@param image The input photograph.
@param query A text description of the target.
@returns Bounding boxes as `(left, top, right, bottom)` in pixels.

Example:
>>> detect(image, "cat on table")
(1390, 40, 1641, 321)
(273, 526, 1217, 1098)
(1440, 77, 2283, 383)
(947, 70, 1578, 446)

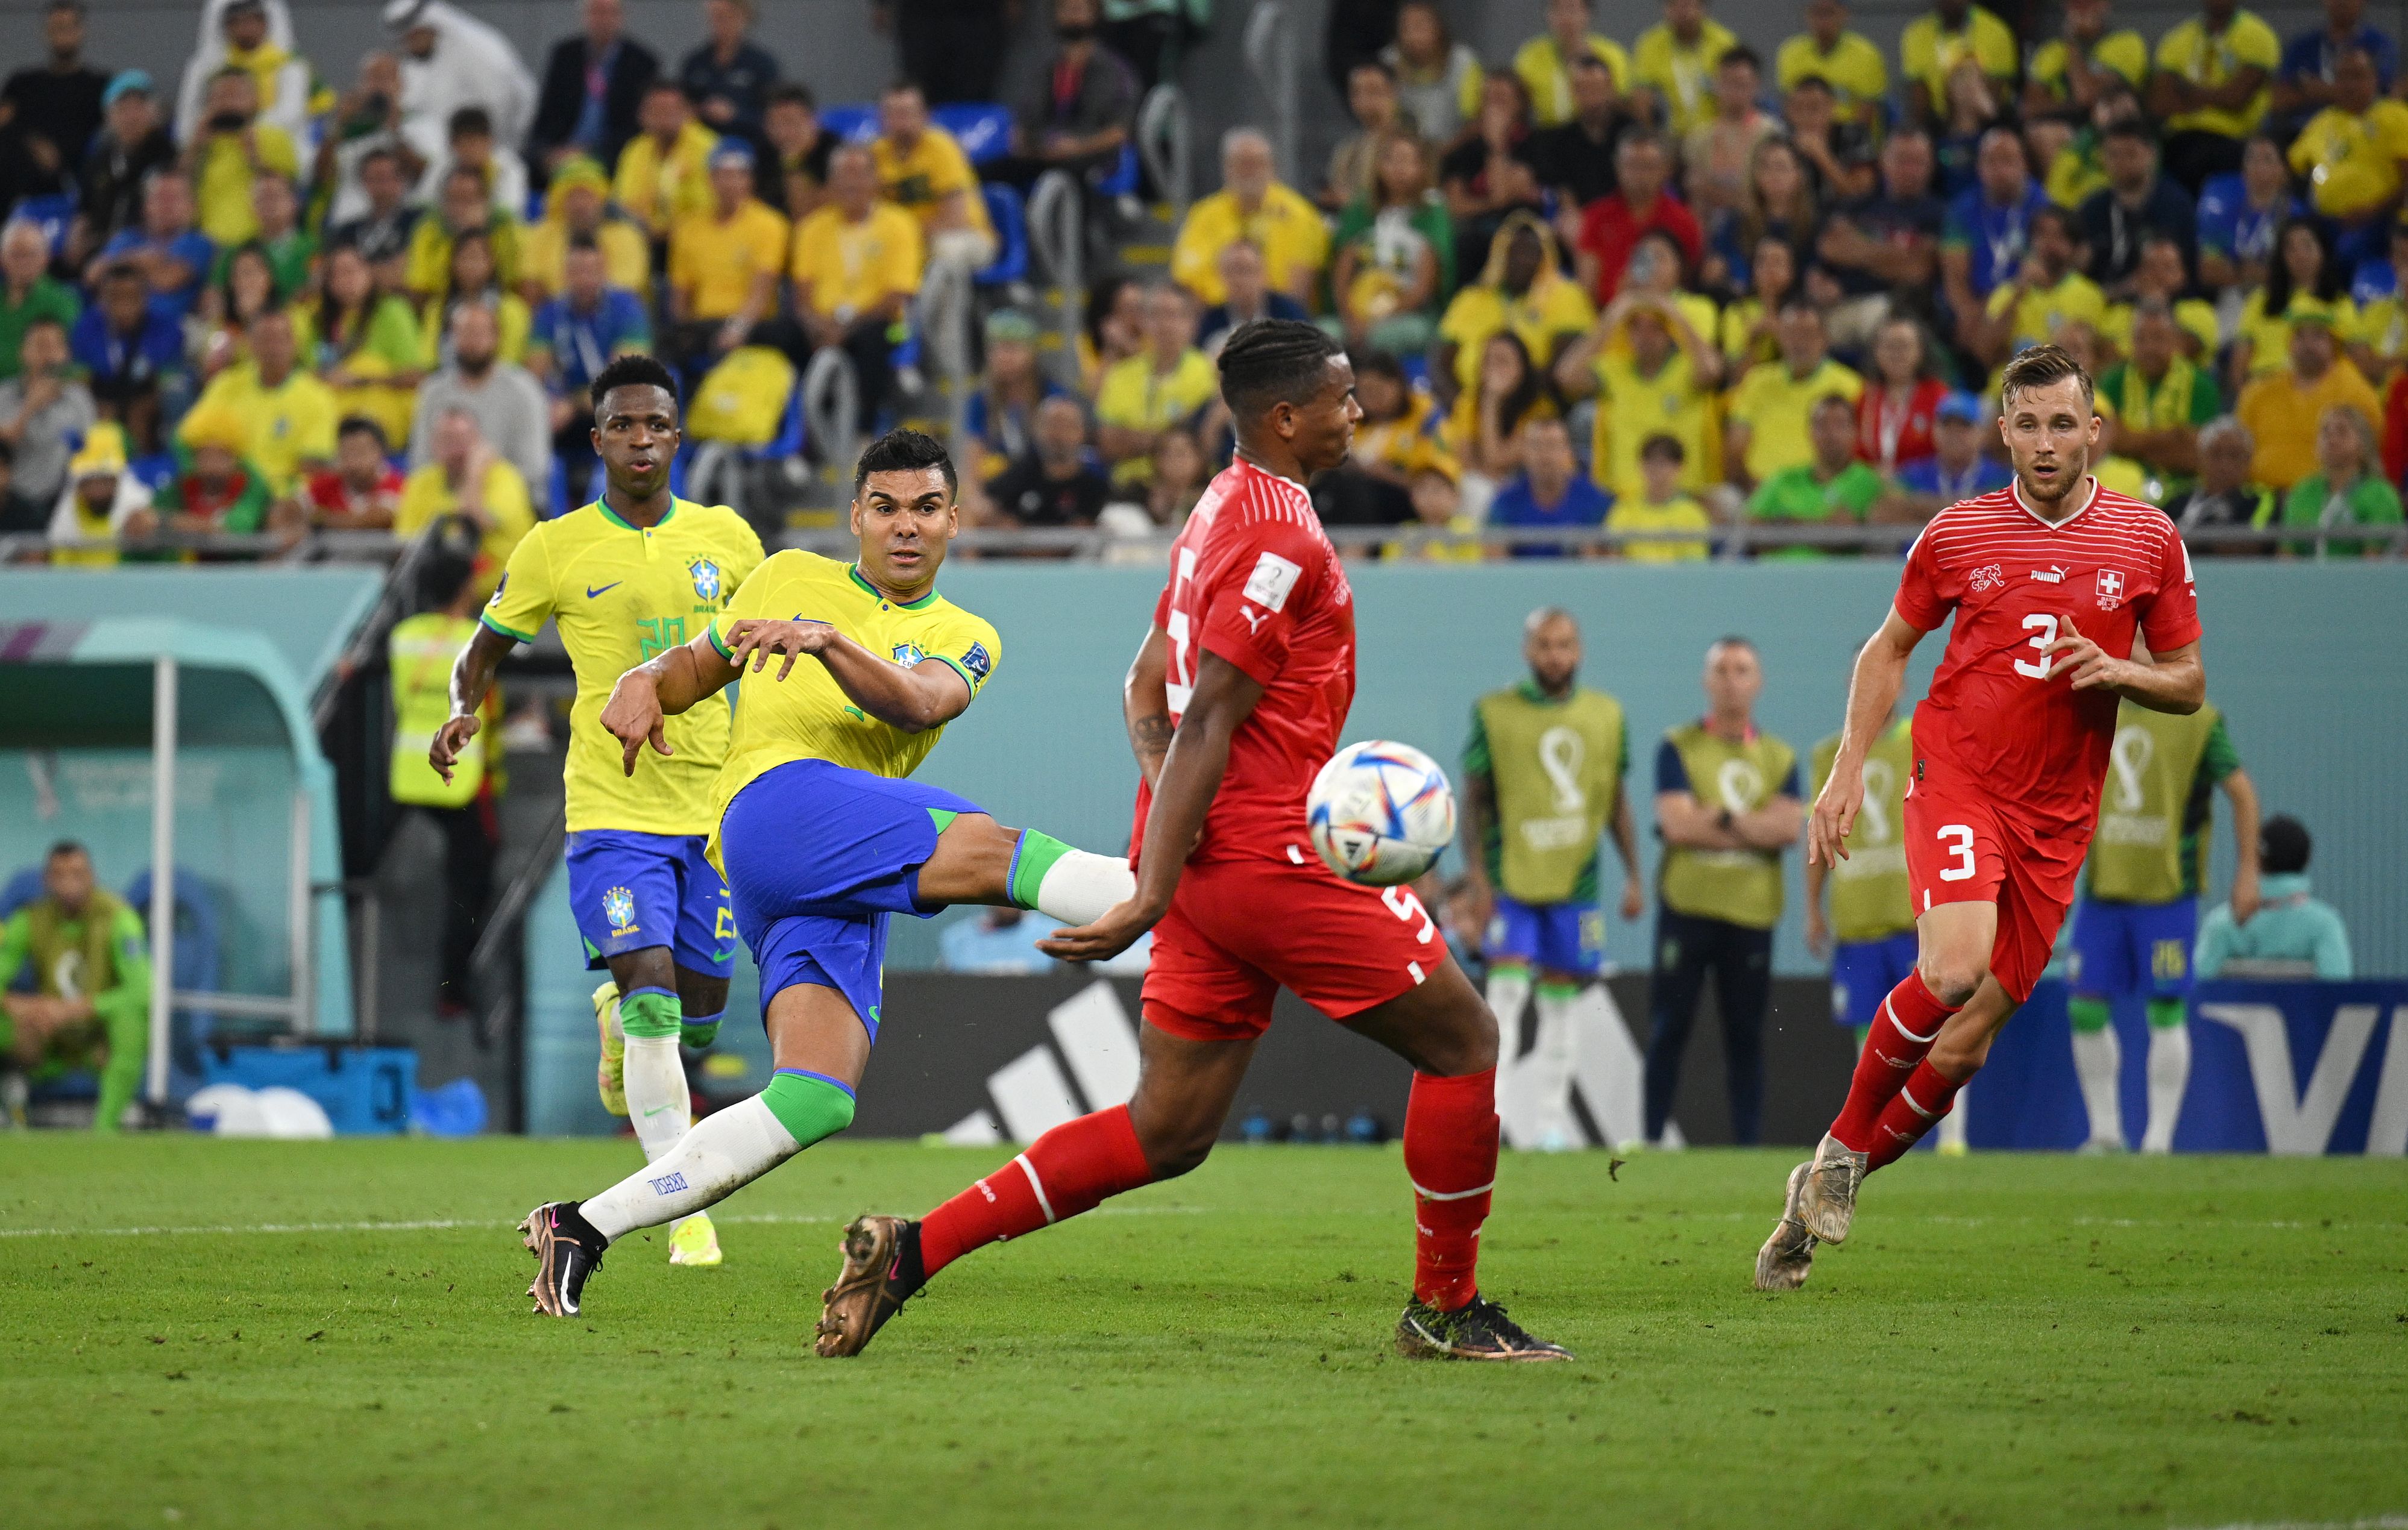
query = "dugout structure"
(0, 618, 352, 1104)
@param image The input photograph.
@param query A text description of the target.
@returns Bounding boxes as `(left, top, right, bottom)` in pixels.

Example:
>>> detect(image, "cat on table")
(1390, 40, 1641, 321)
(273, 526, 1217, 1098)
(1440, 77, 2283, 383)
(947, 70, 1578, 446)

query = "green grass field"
(2, 1137, 2403, 1530)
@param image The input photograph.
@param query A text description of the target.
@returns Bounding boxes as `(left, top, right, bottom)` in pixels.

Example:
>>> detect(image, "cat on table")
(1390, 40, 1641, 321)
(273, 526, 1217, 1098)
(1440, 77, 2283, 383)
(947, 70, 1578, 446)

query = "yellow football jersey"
(483, 498, 765, 836)
(703, 551, 1001, 867)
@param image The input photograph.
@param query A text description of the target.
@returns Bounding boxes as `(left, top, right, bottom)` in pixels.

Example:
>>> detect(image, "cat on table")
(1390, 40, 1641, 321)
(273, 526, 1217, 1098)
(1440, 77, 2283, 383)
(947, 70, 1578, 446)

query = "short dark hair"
(2260, 814, 2312, 874)
(1790, 73, 1835, 95)
(1639, 433, 1685, 463)
(1999, 342, 2095, 411)
(565, 233, 602, 256)
(359, 145, 402, 176)
(1218, 318, 1343, 419)
(767, 83, 816, 111)
(47, 839, 87, 862)
(853, 427, 957, 497)
(2102, 119, 2156, 150)
(337, 414, 389, 448)
(1720, 44, 1762, 72)
(588, 351, 679, 412)
(1350, 58, 1397, 83)
(100, 259, 144, 286)
(447, 105, 493, 140)
(882, 79, 925, 101)
(1349, 347, 1404, 386)
(2031, 204, 2078, 241)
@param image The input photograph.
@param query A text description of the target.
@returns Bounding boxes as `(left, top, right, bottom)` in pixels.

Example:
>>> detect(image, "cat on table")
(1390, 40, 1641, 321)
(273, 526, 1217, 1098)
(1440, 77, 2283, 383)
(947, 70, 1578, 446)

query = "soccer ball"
(1306, 741, 1457, 886)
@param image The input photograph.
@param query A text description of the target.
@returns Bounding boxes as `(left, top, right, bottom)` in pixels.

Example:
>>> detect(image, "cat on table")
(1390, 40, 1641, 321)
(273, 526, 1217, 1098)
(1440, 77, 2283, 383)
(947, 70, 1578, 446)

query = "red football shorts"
(1902, 771, 2087, 1005)
(1142, 853, 1445, 1041)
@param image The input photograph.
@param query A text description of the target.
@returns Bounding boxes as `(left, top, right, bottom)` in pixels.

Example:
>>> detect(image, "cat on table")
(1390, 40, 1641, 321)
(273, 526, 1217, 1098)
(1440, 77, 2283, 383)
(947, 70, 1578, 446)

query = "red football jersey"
(1133, 456, 1356, 864)
(1896, 480, 2202, 832)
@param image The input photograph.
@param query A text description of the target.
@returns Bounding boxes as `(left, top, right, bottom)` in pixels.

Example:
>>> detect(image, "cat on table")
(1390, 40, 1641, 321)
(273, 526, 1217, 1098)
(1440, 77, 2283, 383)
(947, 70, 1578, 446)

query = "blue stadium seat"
(932, 103, 1014, 165)
(16, 193, 77, 259)
(1098, 143, 1139, 199)
(978, 183, 1030, 287)
(819, 104, 881, 145)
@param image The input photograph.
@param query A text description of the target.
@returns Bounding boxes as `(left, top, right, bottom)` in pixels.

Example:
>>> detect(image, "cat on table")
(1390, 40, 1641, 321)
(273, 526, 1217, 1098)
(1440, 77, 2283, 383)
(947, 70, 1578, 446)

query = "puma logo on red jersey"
(2029, 564, 2067, 583)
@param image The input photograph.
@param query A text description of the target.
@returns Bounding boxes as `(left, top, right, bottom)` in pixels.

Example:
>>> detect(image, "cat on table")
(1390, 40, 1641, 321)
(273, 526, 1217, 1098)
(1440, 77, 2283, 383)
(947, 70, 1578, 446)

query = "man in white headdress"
(174, 0, 320, 149)
(382, 0, 539, 172)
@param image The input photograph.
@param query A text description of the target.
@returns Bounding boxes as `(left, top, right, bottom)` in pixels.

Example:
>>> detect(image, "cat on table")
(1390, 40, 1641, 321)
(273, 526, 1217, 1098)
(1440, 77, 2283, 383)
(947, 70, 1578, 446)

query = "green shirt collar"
(1515, 677, 1576, 705)
(849, 562, 939, 609)
(597, 496, 676, 532)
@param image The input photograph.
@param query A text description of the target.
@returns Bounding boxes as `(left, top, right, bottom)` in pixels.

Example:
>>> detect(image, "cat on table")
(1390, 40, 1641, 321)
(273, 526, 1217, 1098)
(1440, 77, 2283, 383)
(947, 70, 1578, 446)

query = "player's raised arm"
(599, 631, 743, 776)
(1809, 608, 1926, 868)
(720, 616, 976, 735)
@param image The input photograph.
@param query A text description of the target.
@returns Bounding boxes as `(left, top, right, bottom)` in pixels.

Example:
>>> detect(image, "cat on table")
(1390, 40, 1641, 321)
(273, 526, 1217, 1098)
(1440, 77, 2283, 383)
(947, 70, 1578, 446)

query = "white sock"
(2141, 1023, 2190, 1153)
(1031, 848, 1137, 926)
(582, 1096, 800, 1241)
(2071, 1026, 2124, 1146)
(1486, 967, 1532, 1065)
(624, 1036, 692, 1161)
(1530, 985, 1582, 1145)
(1938, 1085, 1967, 1150)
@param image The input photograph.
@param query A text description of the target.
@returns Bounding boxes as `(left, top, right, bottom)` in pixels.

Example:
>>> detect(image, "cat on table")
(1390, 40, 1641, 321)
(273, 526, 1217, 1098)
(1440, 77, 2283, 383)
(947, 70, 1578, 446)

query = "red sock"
(1867, 1061, 1965, 1171)
(1829, 971, 1958, 1153)
(1403, 1068, 1498, 1311)
(919, 1104, 1154, 1276)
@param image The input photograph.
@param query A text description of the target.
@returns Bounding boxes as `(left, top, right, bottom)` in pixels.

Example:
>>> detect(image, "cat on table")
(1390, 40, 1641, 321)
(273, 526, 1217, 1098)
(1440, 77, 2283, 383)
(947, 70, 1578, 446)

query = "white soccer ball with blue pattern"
(1306, 741, 1456, 886)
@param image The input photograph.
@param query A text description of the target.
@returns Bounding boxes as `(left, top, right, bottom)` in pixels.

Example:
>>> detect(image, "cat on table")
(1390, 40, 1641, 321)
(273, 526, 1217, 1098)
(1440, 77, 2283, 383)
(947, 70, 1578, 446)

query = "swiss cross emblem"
(2096, 568, 2125, 609)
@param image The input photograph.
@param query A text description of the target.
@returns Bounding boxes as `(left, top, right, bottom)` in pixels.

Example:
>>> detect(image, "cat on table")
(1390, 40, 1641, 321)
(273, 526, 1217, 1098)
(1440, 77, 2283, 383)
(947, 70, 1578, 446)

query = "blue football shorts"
(564, 829, 738, 978)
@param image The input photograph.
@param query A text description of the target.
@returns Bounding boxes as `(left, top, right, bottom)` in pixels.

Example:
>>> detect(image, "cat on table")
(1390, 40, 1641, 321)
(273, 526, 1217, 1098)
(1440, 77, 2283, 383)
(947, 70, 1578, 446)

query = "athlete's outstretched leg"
(911, 814, 1135, 925)
(523, 982, 867, 1316)
(813, 1021, 1252, 1356)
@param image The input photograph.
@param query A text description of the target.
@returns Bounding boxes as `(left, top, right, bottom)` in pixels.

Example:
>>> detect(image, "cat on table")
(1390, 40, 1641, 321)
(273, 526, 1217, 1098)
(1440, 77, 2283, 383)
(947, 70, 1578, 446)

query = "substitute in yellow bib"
(436, 352, 761, 1272)
(511, 428, 1138, 1305)
(388, 528, 504, 1017)
(1645, 636, 1803, 1149)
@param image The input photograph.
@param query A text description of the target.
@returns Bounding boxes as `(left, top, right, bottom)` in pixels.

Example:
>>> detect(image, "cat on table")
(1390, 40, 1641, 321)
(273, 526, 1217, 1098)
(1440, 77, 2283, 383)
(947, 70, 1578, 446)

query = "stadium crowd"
(0, 0, 2404, 568)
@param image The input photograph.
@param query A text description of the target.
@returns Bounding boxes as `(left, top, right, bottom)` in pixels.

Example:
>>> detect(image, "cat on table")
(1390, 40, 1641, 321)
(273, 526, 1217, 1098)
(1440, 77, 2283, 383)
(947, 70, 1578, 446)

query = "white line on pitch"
(0, 1205, 1209, 1240)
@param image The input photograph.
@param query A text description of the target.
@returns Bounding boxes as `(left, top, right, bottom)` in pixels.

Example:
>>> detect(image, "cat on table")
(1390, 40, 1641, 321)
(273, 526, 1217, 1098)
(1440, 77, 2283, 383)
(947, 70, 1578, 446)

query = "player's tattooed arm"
(2043, 626, 2204, 715)
(431, 624, 518, 783)
(1122, 625, 1174, 790)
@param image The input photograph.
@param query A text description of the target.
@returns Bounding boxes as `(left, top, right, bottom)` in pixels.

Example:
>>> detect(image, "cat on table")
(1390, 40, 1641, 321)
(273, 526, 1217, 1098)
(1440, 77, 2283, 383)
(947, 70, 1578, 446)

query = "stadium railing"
(1137, 84, 1193, 221)
(5, 523, 2400, 565)
(1242, 2, 1300, 186)
(1027, 169, 1086, 380)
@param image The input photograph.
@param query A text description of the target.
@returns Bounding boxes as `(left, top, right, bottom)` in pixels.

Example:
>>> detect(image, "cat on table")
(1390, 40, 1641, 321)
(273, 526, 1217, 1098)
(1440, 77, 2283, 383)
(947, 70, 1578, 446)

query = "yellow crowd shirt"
(790, 202, 925, 321)
(2099, 296, 2222, 359)
(1436, 277, 1596, 397)
(1900, 6, 2019, 102)
(1775, 31, 1890, 119)
(182, 363, 338, 496)
(1985, 269, 2108, 351)
(1608, 494, 1713, 562)
(2289, 101, 2408, 220)
(195, 124, 300, 248)
(1170, 183, 1333, 304)
(1589, 346, 1718, 498)
(395, 459, 537, 592)
(1095, 348, 1219, 486)
(614, 121, 720, 237)
(2155, 13, 2281, 139)
(702, 551, 1000, 867)
(1632, 19, 1738, 136)
(1727, 358, 1863, 483)
(670, 198, 793, 321)
(2027, 31, 2151, 99)
(872, 130, 995, 240)
(520, 217, 652, 300)
(1512, 34, 1634, 126)
(483, 497, 766, 835)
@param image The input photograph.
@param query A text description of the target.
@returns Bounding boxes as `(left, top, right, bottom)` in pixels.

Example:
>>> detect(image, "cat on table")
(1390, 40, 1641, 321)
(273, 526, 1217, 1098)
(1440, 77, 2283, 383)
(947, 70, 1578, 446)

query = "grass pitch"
(2, 1137, 2403, 1530)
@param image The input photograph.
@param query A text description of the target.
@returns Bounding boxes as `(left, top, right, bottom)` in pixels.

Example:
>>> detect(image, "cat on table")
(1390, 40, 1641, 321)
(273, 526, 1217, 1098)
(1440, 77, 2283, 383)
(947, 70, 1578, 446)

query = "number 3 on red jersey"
(2011, 613, 2057, 679)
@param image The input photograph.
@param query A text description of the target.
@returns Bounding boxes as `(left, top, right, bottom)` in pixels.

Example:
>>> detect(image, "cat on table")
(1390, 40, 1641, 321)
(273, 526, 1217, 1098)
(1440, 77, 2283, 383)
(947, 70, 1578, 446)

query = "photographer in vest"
(1460, 607, 1644, 1151)
(1644, 636, 1802, 1147)
(1806, 701, 1967, 1155)
(0, 841, 151, 1132)
(2068, 674, 2259, 1153)
(386, 521, 503, 1020)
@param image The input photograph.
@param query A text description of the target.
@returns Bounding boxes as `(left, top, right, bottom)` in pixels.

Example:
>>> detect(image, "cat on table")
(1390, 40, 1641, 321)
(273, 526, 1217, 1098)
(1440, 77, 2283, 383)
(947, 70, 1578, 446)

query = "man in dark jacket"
(528, 0, 659, 177)
(75, 71, 175, 262)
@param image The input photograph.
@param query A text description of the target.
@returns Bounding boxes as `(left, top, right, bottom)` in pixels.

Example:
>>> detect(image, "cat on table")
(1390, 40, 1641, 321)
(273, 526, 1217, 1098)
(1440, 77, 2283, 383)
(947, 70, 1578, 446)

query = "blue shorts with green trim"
(721, 759, 984, 1039)
(564, 830, 737, 977)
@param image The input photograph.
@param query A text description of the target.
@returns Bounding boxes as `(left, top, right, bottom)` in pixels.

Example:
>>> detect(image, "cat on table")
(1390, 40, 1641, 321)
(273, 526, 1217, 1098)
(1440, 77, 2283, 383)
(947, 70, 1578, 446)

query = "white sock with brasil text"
(582, 1069, 857, 1241)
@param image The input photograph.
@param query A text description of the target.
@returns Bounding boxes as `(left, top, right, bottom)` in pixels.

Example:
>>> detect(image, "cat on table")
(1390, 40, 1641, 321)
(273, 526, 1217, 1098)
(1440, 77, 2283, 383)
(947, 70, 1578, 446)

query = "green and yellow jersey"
(1809, 718, 1916, 944)
(703, 551, 1001, 867)
(483, 497, 765, 836)
(2087, 701, 2240, 904)
(1465, 680, 1629, 906)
